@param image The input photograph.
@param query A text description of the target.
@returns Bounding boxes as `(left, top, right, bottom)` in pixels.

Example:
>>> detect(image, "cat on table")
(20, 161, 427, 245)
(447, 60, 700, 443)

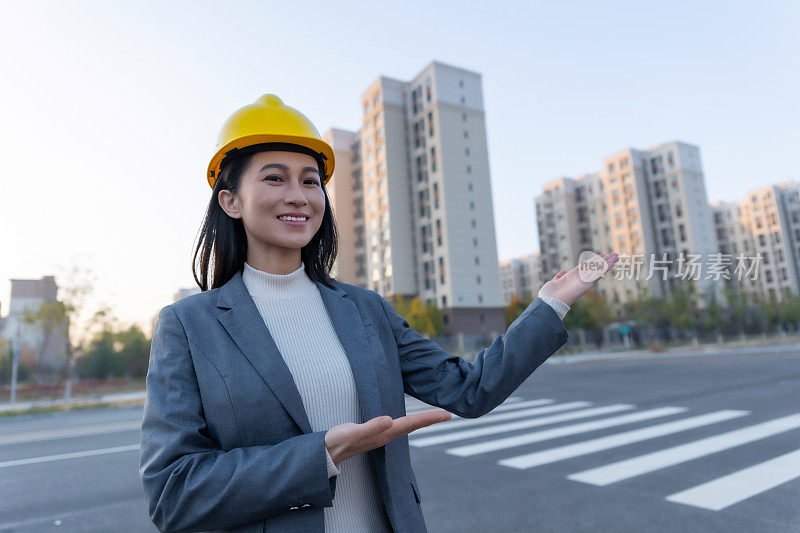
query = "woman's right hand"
(325, 411, 452, 466)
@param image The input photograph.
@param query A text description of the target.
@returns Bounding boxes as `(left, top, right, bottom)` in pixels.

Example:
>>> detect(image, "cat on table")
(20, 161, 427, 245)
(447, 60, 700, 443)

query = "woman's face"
(219, 150, 326, 260)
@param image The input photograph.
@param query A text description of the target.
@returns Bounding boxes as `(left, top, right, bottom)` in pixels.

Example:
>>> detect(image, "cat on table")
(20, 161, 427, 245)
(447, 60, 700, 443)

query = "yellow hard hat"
(207, 94, 335, 189)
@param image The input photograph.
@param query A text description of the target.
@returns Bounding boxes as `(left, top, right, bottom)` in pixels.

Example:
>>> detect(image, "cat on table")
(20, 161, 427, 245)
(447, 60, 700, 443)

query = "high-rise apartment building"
(324, 128, 367, 286)
(535, 141, 723, 314)
(499, 252, 543, 306)
(328, 61, 504, 334)
(711, 182, 800, 302)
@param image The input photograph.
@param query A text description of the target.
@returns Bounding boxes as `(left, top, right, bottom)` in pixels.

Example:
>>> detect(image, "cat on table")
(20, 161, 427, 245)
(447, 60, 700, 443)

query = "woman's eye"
(263, 175, 318, 185)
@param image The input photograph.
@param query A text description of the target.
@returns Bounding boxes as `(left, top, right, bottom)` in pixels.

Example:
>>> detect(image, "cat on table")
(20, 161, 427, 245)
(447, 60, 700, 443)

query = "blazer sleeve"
(139, 305, 338, 533)
(376, 295, 570, 419)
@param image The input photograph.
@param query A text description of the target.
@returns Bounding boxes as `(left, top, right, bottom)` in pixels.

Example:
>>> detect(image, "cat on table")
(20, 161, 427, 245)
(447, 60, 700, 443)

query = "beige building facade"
(500, 252, 543, 307)
(535, 141, 724, 316)
(711, 182, 800, 302)
(326, 61, 505, 335)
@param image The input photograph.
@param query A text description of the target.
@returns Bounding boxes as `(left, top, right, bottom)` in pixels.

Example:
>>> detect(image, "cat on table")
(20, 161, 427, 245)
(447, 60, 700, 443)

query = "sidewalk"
(0, 390, 146, 414)
(549, 338, 800, 365)
(2, 338, 798, 414)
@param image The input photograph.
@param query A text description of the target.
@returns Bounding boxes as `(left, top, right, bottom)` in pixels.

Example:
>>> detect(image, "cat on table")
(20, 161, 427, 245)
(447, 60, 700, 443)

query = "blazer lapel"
(216, 269, 384, 435)
(314, 280, 385, 426)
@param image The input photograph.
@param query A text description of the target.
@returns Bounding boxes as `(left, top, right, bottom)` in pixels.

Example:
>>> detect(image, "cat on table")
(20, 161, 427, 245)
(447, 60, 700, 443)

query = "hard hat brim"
(207, 134, 335, 189)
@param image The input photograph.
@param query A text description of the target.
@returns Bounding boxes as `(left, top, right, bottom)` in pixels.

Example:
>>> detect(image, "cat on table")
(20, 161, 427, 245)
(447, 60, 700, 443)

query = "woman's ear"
(218, 189, 241, 219)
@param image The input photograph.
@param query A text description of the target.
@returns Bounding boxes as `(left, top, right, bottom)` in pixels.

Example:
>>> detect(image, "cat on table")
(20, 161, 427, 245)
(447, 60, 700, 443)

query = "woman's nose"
(285, 179, 309, 204)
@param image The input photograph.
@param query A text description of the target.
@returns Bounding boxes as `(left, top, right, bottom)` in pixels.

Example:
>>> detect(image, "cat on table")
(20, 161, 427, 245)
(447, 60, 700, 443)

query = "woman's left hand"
(539, 252, 619, 307)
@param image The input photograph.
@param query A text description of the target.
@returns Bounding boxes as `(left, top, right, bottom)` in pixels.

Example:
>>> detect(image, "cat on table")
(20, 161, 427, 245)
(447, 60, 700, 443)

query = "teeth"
(278, 216, 308, 221)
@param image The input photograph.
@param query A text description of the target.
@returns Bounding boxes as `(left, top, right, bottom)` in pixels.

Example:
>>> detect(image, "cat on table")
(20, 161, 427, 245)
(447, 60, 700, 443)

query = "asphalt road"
(0, 347, 797, 532)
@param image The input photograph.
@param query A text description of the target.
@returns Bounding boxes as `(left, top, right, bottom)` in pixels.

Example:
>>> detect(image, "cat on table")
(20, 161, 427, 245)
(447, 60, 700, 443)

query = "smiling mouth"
(277, 216, 310, 223)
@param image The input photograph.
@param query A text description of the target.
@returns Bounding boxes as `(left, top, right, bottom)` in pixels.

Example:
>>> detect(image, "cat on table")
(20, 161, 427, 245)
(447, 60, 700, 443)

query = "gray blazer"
(139, 268, 569, 532)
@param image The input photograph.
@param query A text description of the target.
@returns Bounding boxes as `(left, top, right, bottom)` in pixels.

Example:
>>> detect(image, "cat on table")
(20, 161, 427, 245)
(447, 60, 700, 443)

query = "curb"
(0, 391, 146, 414)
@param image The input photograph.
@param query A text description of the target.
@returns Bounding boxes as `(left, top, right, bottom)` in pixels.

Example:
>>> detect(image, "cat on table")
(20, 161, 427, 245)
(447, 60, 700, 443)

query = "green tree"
(389, 295, 443, 337)
(665, 286, 699, 345)
(76, 328, 124, 379)
(504, 294, 531, 327)
(20, 300, 69, 373)
(778, 289, 800, 333)
(117, 325, 151, 378)
(705, 289, 726, 343)
(566, 291, 612, 348)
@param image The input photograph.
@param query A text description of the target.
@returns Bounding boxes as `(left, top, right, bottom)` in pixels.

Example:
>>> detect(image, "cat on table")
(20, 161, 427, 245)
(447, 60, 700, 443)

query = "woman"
(138, 94, 619, 533)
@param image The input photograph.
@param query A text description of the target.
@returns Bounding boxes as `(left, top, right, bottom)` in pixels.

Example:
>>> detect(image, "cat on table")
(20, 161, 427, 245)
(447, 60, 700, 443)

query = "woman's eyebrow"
(258, 163, 319, 177)
(259, 163, 288, 173)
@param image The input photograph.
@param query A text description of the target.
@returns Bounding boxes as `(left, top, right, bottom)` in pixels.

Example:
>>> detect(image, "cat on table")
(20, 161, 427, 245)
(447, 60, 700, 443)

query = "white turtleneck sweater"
(241, 260, 569, 532)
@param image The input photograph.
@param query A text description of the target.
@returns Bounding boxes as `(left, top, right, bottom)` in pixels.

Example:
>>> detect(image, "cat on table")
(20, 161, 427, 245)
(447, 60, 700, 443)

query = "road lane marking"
(412, 404, 633, 447)
(0, 444, 140, 469)
(666, 448, 800, 511)
(447, 407, 687, 457)
(569, 414, 800, 485)
(499, 410, 749, 469)
(412, 401, 588, 436)
(0, 421, 142, 446)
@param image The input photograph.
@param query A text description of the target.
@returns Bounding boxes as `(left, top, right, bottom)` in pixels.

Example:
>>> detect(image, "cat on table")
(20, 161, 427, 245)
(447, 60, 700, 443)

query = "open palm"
(539, 252, 619, 307)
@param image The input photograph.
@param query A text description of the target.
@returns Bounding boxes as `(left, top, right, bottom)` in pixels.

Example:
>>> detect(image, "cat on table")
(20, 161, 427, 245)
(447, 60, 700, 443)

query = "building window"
(430, 146, 437, 172)
(442, 295, 447, 306)
(465, 147, 470, 156)
(463, 130, 469, 139)
(473, 237, 478, 246)
(462, 113, 467, 122)
(460, 95, 465, 105)
(471, 219, 476, 228)
(467, 165, 471, 174)
(428, 111, 434, 137)
(425, 77, 432, 103)
(470, 200, 475, 209)
(474, 255, 480, 265)
(478, 294, 483, 304)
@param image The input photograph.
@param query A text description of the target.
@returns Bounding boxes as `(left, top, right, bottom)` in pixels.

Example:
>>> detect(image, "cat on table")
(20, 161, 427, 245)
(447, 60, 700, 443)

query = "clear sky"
(1, 0, 798, 338)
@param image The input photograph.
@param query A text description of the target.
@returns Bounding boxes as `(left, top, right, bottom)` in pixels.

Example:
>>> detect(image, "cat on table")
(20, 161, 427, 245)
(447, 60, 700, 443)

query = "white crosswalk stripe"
(447, 406, 687, 457)
(499, 410, 748, 469)
(411, 401, 591, 437)
(568, 413, 800, 485)
(665, 448, 800, 511)
(406, 396, 797, 512)
(411, 404, 633, 447)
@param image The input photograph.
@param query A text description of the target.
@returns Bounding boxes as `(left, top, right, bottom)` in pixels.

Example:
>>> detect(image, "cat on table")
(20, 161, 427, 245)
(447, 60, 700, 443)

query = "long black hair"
(192, 143, 340, 291)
